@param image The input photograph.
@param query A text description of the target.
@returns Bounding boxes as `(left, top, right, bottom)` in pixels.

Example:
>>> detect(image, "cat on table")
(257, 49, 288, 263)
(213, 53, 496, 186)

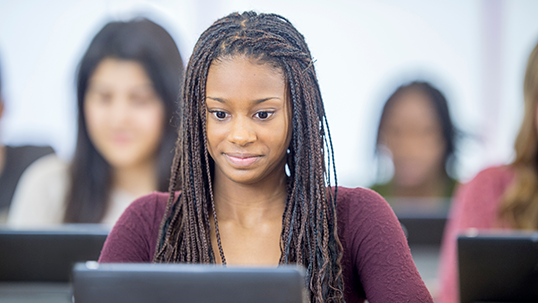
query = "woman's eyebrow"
(87, 82, 154, 91)
(252, 97, 281, 104)
(206, 96, 226, 103)
(206, 96, 281, 104)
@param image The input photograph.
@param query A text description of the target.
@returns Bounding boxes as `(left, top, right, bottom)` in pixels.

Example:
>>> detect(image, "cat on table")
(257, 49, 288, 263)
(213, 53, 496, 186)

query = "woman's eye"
(212, 111, 228, 120)
(131, 97, 150, 106)
(97, 95, 112, 105)
(255, 111, 273, 120)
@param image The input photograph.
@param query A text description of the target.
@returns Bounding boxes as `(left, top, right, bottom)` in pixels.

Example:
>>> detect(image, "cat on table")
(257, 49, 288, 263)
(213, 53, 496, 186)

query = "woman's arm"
(7, 154, 68, 227)
(99, 192, 166, 263)
(344, 188, 433, 302)
(437, 166, 513, 303)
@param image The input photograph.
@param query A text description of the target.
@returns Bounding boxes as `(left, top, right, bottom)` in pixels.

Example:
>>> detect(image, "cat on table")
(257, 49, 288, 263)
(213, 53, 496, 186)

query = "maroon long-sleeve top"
(99, 186, 433, 302)
(437, 166, 515, 303)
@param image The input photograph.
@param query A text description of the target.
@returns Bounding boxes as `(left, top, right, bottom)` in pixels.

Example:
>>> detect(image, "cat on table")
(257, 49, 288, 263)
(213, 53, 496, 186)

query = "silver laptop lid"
(73, 262, 306, 303)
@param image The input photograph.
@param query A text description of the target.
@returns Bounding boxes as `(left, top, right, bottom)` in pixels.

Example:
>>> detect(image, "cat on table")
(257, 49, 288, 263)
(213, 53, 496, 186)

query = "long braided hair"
(153, 11, 344, 302)
(499, 40, 538, 229)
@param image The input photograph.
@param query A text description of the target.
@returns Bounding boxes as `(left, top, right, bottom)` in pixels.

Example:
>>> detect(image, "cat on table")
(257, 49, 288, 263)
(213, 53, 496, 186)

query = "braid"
(154, 11, 344, 302)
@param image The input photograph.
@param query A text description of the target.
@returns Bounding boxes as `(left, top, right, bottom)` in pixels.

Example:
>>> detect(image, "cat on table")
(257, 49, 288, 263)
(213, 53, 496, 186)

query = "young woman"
(99, 12, 433, 302)
(438, 40, 538, 303)
(8, 18, 183, 226)
(371, 81, 457, 205)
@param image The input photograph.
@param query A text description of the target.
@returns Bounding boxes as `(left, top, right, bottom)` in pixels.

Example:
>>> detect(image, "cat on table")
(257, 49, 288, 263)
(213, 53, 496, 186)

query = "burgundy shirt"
(438, 166, 515, 303)
(99, 186, 433, 303)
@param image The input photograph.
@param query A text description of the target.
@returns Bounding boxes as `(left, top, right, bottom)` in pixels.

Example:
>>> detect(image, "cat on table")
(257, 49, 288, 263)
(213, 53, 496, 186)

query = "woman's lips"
(111, 133, 134, 145)
(224, 153, 261, 167)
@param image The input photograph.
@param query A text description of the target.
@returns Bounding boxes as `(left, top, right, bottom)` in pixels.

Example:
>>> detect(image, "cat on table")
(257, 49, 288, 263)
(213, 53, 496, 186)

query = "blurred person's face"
(205, 56, 291, 185)
(380, 89, 445, 188)
(84, 58, 165, 170)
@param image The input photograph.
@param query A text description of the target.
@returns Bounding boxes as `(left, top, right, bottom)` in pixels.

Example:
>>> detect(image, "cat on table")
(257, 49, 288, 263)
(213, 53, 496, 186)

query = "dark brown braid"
(153, 11, 344, 302)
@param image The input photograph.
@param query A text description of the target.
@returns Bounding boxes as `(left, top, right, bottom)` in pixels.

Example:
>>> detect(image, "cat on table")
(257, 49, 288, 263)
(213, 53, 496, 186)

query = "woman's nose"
(227, 117, 256, 146)
(108, 97, 130, 126)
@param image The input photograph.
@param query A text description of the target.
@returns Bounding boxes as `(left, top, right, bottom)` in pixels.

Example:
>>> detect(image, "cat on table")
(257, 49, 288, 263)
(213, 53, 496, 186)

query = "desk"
(0, 282, 71, 303)
(0, 249, 441, 302)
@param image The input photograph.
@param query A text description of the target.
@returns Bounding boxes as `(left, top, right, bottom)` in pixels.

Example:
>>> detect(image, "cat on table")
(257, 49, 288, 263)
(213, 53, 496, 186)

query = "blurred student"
(371, 81, 457, 209)
(0, 55, 55, 222)
(437, 41, 538, 303)
(8, 18, 183, 226)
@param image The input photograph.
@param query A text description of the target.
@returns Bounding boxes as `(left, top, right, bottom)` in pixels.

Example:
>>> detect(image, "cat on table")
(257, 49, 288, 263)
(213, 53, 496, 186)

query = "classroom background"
(2, 0, 538, 188)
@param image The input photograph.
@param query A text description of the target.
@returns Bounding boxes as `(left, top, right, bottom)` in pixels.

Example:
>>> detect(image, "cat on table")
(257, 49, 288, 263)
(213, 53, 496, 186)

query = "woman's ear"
(0, 99, 4, 119)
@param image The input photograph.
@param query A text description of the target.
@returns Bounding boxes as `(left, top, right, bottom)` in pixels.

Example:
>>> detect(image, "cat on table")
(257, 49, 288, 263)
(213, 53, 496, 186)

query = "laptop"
(398, 214, 447, 246)
(73, 262, 306, 303)
(458, 231, 538, 303)
(0, 225, 109, 282)
(391, 197, 450, 246)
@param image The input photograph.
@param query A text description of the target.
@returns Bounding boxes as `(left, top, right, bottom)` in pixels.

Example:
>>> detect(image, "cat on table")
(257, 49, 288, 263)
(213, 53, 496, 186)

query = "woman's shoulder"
(18, 153, 68, 182)
(7, 154, 70, 227)
(448, 165, 515, 228)
(99, 191, 179, 263)
(471, 165, 515, 183)
(121, 191, 175, 226)
(336, 186, 388, 212)
(13, 153, 69, 194)
(335, 186, 394, 233)
(334, 188, 433, 301)
(368, 181, 392, 198)
(462, 165, 515, 198)
(469, 165, 515, 186)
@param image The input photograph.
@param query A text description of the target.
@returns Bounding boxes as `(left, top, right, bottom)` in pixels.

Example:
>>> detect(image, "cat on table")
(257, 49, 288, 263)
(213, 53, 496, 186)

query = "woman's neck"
(212, 168, 288, 227)
(111, 159, 158, 198)
(393, 171, 449, 198)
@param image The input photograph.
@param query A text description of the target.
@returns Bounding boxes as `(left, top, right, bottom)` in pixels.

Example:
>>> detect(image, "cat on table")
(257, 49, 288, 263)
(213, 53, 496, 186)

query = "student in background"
(8, 18, 183, 226)
(437, 40, 538, 303)
(99, 11, 433, 302)
(371, 81, 458, 211)
(0, 54, 55, 222)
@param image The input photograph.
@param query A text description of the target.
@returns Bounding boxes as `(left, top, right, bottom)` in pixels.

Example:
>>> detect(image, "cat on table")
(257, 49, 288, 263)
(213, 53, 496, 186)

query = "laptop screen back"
(73, 262, 306, 303)
(0, 226, 109, 282)
(458, 232, 538, 303)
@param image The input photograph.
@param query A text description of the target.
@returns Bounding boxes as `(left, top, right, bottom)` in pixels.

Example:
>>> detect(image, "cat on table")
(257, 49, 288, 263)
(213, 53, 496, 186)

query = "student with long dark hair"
(371, 81, 457, 205)
(99, 12, 433, 302)
(8, 18, 183, 226)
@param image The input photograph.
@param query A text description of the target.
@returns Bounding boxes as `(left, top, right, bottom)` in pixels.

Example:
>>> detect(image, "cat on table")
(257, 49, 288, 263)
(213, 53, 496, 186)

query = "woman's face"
(84, 58, 165, 169)
(205, 55, 291, 185)
(380, 89, 446, 188)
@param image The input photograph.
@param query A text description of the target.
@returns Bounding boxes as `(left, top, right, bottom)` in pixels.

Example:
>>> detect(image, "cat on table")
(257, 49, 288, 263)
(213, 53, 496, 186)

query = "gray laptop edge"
(73, 262, 306, 303)
(458, 231, 538, 303)
(0, 225, 109, 282)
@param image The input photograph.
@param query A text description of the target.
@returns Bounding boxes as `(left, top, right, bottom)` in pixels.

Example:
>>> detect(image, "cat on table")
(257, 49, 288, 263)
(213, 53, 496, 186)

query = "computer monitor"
(391, 197, 450, 246)
(458, 231, 538, 303)
(73, 262, 306, 303)
(0, 225, 109, 282)
(398, 215, 447, 246)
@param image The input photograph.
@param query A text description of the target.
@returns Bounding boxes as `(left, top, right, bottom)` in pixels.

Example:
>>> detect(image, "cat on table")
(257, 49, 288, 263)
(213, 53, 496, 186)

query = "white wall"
(1, 0, 538, 187)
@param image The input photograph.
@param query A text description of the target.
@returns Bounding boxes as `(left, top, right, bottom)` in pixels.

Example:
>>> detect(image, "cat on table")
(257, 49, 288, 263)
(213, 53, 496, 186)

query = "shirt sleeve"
(345, 188, 433, 302)
(7, 154, 68, 227)
(437, 167, 511, 303)
(99, 193, 163, 263)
